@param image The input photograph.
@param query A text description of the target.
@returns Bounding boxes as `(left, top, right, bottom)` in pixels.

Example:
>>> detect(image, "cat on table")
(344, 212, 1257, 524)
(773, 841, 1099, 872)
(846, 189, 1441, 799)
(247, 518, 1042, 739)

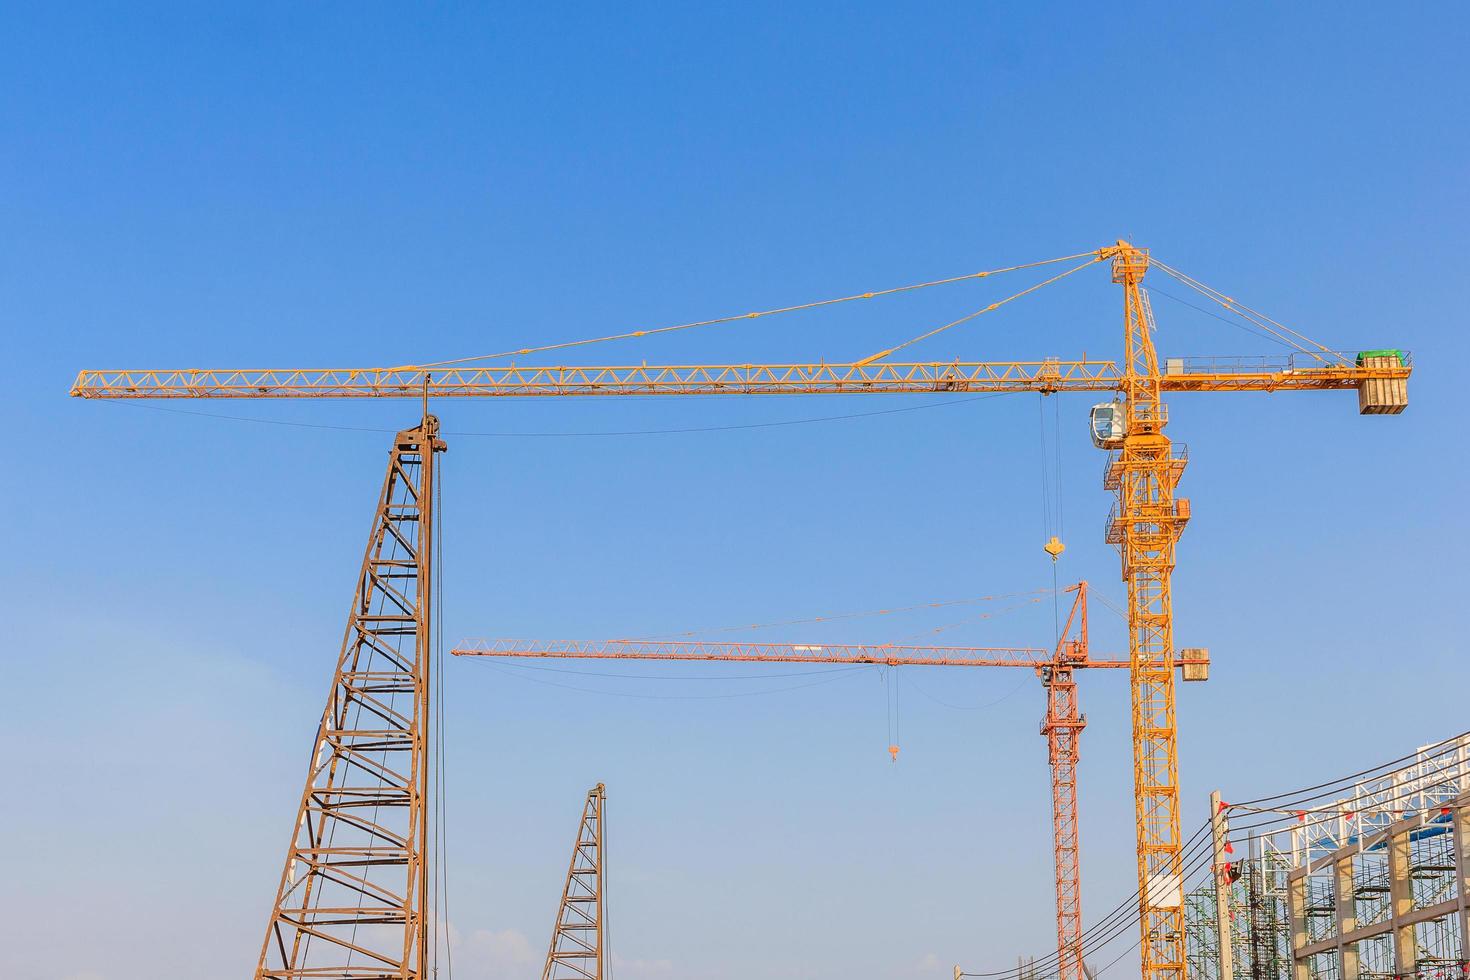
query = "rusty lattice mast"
(253, 413, 445, 980)
(1040, 583, 1089, 980)
(542, 783, 608, 980)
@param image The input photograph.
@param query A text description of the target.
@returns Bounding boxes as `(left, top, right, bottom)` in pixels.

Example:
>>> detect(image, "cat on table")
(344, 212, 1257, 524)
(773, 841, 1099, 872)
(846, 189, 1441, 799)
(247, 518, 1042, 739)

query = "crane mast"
(1112, 243, 1187, 980)
(1042, 583, 1090, 980)
(1043, 661, 1085, 980)
(542, 783, 608, 980)
(254, 414, 444, 980)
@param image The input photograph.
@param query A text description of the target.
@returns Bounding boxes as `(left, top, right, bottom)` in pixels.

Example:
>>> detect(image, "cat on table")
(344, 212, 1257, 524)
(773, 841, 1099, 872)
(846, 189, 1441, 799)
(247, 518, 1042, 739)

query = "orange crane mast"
(72, 241, 1409, 980)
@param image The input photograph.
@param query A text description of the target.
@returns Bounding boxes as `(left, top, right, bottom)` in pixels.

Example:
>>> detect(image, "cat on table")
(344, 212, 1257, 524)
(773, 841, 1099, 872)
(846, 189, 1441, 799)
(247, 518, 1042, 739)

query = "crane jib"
(69, 355, 1409, 400)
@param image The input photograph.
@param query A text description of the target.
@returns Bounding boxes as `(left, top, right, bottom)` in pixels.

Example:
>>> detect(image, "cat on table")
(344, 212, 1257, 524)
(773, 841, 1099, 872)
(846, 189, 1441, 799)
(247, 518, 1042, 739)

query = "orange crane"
(71, 241, 1409, 980)
(453, 582, 1206, 980)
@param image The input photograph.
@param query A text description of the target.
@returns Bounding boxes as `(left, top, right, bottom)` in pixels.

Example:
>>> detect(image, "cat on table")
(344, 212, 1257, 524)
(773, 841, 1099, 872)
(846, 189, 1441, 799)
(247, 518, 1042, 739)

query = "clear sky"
(3, 4, 1467, 980)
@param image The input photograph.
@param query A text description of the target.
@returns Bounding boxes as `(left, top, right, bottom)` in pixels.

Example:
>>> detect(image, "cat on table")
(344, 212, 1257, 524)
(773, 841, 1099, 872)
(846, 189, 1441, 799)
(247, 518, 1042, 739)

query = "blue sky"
(3, 4, 1468, 979)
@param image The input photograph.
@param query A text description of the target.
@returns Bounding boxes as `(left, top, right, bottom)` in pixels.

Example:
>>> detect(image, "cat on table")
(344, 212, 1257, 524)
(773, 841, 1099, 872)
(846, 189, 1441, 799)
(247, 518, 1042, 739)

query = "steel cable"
(402, 249, 1107, 370)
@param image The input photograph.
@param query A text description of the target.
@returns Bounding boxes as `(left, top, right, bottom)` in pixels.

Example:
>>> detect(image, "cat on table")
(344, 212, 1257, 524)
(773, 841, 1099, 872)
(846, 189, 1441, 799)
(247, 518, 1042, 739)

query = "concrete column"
(1212, 792, 1235, 980)
(1287, 872, 1312, 980)
(1389, 827, 1416, 977)
(1334, 855, 1359, 980)
(1455, 804, 1469, 970)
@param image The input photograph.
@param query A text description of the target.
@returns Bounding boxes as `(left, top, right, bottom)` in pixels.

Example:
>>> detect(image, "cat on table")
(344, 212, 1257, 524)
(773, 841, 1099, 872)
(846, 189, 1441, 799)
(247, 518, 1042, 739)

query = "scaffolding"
(1185, 839, 1291, 980)
(1186, 735, 1470, 980)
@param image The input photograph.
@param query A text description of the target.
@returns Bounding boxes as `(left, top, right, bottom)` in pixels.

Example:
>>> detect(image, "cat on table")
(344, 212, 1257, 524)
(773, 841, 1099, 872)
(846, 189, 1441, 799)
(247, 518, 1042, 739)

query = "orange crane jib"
(69, 356, 1407, 399)
(450, 637, 1208, 672)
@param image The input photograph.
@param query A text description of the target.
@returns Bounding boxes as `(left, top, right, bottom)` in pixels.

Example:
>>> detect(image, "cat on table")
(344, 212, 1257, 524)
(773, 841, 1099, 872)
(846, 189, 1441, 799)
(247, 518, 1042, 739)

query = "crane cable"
(854, 253, 1104, 366)
(1149, 259, 1344, 364)
(636, 588, 1053, 640)
(433, 456, 455, 979)
(99, 387, 1012, 438)
(399, 249, 1108, 370)
(886, 595, 1049, 643)
(1036, 391, 1066, 641)
(886, 666, 901, 763)
(471, 660, 868, 700)
(603, 790, 614, 980)
(1089, 590, 1128, 621)
(1147, 285, 1296, 350)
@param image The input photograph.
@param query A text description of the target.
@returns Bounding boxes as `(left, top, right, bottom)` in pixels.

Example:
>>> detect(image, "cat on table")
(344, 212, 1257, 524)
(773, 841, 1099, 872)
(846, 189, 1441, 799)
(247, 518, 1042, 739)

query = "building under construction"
(1186, 735, 1470, 980)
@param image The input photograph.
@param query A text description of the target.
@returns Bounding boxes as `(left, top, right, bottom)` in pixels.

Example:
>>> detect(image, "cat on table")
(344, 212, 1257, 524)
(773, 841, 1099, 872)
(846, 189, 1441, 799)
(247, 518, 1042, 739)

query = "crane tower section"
(253, 415, 445, 980)
(1111, 244, 1189, 980)
(542, 784, 608, 980)
(1042, 583, 1090, 980)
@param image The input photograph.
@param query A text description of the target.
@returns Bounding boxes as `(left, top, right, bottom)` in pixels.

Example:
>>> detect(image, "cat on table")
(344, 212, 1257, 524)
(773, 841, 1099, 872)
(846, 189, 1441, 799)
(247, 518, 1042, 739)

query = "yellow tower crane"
(71, 241, 1409, 980)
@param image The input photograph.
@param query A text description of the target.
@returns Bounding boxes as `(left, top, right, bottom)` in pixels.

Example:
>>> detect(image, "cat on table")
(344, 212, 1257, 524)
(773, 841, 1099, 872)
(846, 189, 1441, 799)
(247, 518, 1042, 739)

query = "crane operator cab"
(1089, 401, 1125, 449)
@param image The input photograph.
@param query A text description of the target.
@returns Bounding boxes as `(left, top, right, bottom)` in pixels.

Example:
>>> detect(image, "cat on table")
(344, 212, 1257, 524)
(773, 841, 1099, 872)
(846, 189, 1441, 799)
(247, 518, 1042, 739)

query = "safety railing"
(1162, 351, 1412, 375)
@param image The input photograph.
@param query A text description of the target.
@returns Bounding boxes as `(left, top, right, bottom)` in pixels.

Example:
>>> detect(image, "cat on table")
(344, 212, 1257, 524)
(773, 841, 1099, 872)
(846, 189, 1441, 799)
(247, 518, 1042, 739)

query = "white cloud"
(442, 925, 674, 980)
(911, 952, 949, 976)
(612, 952, 675, 978)
(453, 926, 539, 980)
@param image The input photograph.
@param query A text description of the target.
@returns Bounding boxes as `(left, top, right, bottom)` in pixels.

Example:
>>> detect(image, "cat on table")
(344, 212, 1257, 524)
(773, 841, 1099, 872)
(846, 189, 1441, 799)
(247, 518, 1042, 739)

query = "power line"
(469, 659, 868, 700)
(474, 660, 876, 681)
(961, 729, 1470, 980)
(1227, 730, 1470, 808)
(94, 390, 1008, 437)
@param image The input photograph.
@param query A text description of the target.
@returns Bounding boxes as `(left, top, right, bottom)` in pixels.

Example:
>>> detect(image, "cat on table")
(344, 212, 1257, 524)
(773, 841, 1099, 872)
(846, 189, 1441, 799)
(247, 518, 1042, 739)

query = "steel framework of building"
(252, 414, 445, 980)
(73, 240, 1411, 980)
(542, 784, 608, 980)
(1186, 735, 1470, 980)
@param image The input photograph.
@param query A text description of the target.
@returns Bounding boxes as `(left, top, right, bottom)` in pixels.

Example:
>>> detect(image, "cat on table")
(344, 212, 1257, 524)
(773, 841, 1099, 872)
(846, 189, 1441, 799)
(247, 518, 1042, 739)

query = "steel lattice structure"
(456, 637, 1056, 667)
(1042, 585, 1090, 980)
(68, 354, 1405, 400)
(542, 784, 608, 980)
(1111, 247, 1189, 980)
(254, 415, 445, 980)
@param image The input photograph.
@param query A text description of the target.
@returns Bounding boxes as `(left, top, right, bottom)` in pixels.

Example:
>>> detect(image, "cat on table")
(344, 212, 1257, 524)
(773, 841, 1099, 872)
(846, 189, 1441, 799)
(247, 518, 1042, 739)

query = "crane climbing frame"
(73, 240, 1411, 980)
